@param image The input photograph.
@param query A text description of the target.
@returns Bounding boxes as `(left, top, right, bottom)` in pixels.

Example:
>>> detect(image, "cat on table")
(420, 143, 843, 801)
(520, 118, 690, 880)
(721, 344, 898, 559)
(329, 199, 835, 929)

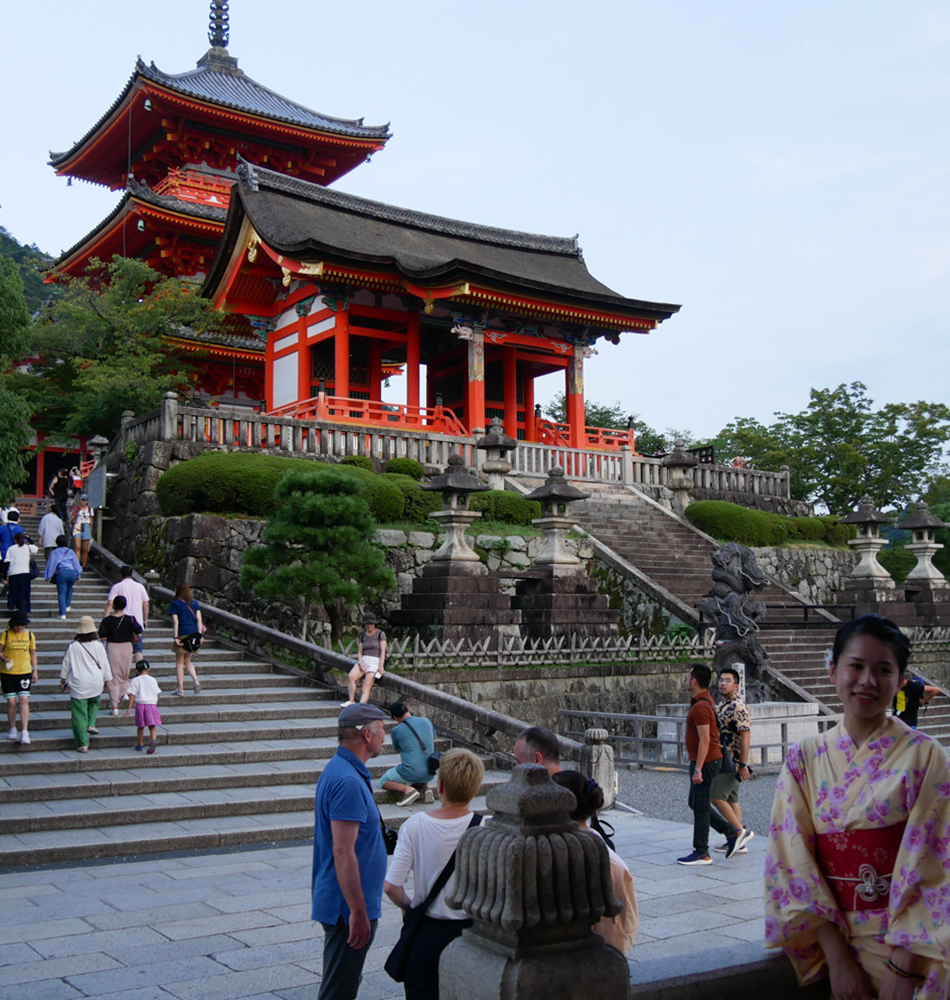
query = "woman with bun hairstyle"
(552, 769, 639, 954)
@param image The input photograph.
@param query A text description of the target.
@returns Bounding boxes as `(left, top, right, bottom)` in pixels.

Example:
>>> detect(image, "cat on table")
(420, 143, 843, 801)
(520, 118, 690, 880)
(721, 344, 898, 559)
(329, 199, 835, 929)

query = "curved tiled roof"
(50, 50, 389, 167)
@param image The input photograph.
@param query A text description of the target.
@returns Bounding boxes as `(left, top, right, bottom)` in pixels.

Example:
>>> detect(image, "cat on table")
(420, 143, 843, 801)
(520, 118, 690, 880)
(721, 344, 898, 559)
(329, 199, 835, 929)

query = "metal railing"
(558, 708, 839, 770)
(696, 603, 848, 630)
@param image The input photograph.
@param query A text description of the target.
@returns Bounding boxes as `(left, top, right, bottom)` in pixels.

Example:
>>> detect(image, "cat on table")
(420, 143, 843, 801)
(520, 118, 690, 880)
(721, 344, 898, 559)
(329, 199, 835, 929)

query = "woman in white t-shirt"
(384, 748, 485, 1000)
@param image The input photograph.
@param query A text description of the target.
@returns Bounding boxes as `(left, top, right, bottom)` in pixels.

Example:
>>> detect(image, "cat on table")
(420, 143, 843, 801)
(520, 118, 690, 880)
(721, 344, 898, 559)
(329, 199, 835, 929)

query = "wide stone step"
(27, 686, 323, 713)
(30, 674, 306, 696)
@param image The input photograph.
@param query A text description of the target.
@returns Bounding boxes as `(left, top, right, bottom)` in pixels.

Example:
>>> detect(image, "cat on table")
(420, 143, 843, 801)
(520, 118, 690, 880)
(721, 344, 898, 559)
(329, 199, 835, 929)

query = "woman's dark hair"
(831, 614, 911, 674)
(56, 534, 68, 547)
(76, 633, 98, 643)
(552, 770, 611, 841)
(112, 595, 127, 611)
(174, 583, 193, 604)
(14, 533, 25, 546)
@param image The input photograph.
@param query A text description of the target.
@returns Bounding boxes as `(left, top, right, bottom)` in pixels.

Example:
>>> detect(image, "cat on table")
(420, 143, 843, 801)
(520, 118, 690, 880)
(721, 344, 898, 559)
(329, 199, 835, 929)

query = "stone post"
(620, 444, 633, 486)
(660, 439, 698, 517)
(579, 729, 616, 810)
(159, 391, 179, 441)
(440, 765, 627, 1000)
(477, 417, 517, 491)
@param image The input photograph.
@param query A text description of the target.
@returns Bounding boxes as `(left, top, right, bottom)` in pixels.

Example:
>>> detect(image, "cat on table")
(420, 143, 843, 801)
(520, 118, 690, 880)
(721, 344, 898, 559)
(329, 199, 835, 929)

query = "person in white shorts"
(343, 612, 387, 706)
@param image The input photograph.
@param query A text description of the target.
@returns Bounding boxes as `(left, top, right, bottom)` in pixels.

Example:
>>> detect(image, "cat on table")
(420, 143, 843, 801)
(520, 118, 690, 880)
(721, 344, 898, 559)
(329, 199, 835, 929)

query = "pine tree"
(241, 469, 396, 645)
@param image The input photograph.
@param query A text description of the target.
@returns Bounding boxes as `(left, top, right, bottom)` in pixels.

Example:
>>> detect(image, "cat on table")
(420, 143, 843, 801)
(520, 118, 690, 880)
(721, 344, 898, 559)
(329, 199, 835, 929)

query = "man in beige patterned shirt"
(711, 666, 755, 854)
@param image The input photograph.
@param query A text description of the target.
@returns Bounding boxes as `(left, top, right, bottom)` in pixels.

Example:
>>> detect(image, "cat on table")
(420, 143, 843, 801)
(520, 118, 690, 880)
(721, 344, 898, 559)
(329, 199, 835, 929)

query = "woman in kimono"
(765, 614, 950, 1000)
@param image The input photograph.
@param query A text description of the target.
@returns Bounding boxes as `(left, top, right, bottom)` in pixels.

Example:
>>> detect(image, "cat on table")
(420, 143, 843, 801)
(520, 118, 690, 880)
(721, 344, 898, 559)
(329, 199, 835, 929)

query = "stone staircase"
(0, 514, 505, 867)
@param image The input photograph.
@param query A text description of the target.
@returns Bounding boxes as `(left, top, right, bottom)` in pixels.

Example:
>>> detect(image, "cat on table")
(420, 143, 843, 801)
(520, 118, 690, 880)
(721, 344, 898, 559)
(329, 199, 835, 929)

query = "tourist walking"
(677, 662, 741, 866)
(104, 566, 150, 664)
(44, 535, 82, 619)
(124, 660, 161, 754)
(48, 468, 69, 521)
(6, 531, 37, 613)
(892, 672, 940, 729)
(383, 748, 485, 1000)
(380, 701, 436, 806)
(98, 596, 142, 715)
(37, 508, 65, 563)
(312, 703, 388, 1000)
(765, 614, 950, 1000)
(59, 615, 111, 754)
(710, 666, 755, 855)
(552, 769, 639, 954)
(169, 584, 204, 695)
(0, 510, 24, 584)
(0, 611, 37, 745)
(71, 495, 93, 569)
(344, 613, 386, 706)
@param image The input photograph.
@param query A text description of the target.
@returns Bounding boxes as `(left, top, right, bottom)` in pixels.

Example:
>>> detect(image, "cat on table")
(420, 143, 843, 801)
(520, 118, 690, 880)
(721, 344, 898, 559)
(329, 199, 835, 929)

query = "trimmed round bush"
(361, 478, 405, 522)
(685, 501, 783, 547)
(384, 457, 425, 480)
(339, 455, 374, 471)
(469, 490, 541, 525)
(381, 474, 442, 523)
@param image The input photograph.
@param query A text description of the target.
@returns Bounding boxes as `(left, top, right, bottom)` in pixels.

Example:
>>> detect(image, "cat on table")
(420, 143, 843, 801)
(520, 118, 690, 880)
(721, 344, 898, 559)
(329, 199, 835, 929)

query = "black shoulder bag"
(384, 813, 482, 983)
(713, 697, 735, 775)
(402, 717, 441, 775)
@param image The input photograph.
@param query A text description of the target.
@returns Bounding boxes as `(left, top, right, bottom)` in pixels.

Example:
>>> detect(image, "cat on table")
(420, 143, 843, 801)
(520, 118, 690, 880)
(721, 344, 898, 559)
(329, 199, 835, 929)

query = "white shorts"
(360, 655, 380, 676)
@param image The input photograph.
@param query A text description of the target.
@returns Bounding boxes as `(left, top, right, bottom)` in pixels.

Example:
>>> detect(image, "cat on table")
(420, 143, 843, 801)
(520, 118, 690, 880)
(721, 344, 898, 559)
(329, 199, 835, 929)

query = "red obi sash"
(815, 823, 906, 912)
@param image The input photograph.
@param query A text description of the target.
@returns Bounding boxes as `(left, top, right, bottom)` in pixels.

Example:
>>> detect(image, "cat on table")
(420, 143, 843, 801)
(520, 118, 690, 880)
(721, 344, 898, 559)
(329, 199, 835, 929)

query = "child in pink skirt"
(124, 660, 161, 754)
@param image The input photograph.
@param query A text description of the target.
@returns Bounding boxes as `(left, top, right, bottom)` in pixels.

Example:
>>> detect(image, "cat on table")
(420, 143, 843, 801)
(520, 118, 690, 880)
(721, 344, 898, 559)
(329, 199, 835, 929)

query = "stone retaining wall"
(751, 546, 856, 606)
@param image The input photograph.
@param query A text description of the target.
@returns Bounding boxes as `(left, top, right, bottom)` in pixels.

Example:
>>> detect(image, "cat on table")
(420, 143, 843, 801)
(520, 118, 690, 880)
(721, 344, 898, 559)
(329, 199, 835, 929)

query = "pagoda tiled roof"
(213, 160, 681, 323)
(55, 179, 227, 267)
(50, 51, 390, 167)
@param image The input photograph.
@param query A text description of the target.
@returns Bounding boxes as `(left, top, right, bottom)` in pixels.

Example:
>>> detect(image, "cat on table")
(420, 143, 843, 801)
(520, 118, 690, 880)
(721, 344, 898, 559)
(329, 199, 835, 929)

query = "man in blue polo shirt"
(312, 702, 387, 1000)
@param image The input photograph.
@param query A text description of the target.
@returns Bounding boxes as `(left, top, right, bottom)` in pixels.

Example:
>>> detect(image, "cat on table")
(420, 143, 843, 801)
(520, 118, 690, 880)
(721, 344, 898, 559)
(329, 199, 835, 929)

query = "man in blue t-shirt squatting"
(312, 702, 388, 1000)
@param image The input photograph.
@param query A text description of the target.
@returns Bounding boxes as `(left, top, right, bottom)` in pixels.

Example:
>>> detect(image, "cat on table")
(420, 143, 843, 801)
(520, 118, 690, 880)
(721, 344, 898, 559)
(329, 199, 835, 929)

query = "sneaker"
(59, 615, 67, 620)
(397, 788, 421, 807)
(738, 828, 755, 850)
(87, 727, 99, 735)
(723, 833, 742, 860)
(423, 789, 435, 804)
(66, 606, 71, 612)
(340, 701, 354, 708)
(6, 727, 17, 741)
(173, 689, 185, 697)
(677, 851, 713, 866)
(19, 731, 30, 745)
(714, 843, 747, 854)
(111, 708, 120, 716)
(147, 740, 157, 755)
(134, 744, 144, 751)
(77, 745, 88, 754)
(193, 681, 201, 695)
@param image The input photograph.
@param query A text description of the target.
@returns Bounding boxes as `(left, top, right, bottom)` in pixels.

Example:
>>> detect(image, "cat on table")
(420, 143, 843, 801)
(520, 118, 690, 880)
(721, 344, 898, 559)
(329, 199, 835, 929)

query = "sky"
(3, 0, 950, 440)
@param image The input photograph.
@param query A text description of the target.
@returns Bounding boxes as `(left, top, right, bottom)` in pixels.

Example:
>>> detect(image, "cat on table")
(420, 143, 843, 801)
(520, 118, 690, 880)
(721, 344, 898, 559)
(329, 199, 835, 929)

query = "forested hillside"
(0, 226, 54, 314)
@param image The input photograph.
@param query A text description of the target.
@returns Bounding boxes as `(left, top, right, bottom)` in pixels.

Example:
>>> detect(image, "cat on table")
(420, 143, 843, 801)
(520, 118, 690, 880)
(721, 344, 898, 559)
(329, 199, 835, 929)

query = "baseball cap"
(339, 703, 387, 728)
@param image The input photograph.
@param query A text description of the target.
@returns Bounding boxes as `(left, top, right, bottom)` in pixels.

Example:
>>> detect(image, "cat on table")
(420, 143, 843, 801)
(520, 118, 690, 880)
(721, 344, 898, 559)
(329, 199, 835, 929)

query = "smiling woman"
(765, 615, 950, 1000)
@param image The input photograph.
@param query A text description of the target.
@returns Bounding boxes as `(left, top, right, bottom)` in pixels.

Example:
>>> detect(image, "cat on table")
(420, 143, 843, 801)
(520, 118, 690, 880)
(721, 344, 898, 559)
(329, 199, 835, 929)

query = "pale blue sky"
(4, 1, 949, 439)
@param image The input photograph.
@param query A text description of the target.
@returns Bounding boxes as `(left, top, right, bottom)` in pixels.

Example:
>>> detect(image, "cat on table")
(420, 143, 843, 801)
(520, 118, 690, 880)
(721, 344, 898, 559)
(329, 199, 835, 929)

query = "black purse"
(384, 813, 481, 982)
(402, 718, 441, 775)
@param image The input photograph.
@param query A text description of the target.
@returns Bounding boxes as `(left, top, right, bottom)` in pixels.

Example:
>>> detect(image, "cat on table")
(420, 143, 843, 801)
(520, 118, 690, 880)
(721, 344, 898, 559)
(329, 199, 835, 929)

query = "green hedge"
(361, 478, 405, 521)
(469, 490, 542, 525)
(381, 474, 442, 523)
(685, 500, 853, 548)
(339, 455, 375, 471)
(384, 457, 425, 480)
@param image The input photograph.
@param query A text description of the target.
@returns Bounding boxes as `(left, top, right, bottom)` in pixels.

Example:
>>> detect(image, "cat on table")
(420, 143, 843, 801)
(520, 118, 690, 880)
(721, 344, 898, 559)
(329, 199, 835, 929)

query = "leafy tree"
(0, 226, 55, 315)
(23, 256, 224, 439)
(0, 258, 35, 503)
(541, 393, 679, 453)
(240, 469, 396, 645)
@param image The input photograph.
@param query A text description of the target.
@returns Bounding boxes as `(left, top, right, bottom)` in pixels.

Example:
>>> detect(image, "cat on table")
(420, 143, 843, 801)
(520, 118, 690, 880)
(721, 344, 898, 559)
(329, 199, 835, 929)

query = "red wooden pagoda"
(202, 161, 680, 448)
(48, 1, 389, 402)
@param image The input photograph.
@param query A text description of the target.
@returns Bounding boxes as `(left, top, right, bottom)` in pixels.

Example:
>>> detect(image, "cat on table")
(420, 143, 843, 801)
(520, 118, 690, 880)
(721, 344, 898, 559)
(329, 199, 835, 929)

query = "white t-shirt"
(108, 579, 150, 626)
(6, 541, 37, 576)
(127, 673, 161, 705)
(385, 811, 477, 920)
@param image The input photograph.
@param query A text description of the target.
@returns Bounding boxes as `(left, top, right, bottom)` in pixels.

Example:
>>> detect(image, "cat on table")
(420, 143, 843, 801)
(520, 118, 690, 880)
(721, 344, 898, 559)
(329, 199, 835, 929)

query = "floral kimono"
(765, 718, 950, 999)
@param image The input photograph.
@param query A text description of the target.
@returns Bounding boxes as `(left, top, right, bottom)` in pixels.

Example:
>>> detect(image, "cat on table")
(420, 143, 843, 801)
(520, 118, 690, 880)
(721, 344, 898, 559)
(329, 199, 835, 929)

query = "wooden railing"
(270, 394, 468, 438)
(537, 418, 635, 452)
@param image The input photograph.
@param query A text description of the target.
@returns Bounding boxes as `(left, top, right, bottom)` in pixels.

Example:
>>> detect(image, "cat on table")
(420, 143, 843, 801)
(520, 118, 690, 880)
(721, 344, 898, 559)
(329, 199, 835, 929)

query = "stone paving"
(0, 809, 767, 999)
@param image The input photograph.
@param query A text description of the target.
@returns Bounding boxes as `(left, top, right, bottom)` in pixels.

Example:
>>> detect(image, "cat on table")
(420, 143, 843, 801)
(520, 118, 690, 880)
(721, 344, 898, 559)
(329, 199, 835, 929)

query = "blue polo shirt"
(311, 746, 386, 925)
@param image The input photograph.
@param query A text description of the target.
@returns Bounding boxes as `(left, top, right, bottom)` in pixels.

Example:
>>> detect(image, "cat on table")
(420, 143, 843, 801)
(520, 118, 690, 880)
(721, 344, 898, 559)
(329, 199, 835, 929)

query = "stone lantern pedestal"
(513, 468, 619, 640)
(440, 765, 628, 1000)
(897, 502, 950, 624)
(661, 439, 698, 516)
(477, 417, 517, 491)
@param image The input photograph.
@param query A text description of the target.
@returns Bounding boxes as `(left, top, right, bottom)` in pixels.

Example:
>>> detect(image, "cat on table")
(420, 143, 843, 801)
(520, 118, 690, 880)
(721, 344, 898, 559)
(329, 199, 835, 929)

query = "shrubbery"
(469, 490, 542, 525)
(384, 457, 425, 480)
(382, 473, 442, 522)
(684, 500, 852, 548)
(340, 455, 375, 471)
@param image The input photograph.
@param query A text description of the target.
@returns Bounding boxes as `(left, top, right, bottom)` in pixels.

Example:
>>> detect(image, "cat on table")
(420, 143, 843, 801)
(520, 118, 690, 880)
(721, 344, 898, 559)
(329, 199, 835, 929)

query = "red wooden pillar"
(334, 309, 350, 399)
(566, 351, 585, 449)
(466, 330, 486, 434)
(503, 346, 518, 439)
(522, 366, 535, 442)
(406, 314, 421, 412)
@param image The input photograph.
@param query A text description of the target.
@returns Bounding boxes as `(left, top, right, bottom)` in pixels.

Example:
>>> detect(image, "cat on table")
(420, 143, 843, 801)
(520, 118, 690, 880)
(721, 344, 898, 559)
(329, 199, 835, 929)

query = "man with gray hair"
(312, 702, 388, 1000)
(513, 725, 561, 776)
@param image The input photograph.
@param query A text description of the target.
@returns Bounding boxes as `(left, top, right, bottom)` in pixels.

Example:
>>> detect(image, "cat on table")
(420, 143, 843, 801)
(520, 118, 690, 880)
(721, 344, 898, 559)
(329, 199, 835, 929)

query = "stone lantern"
(839, 495, 895, 586)
(421, 453, 490, 565)
(661, 438, 698, 516)
(898, 502, 949, 588)
(477, 416, 517, 490)
(523, 467, 589, 569)
(440, 765, 627, 1000)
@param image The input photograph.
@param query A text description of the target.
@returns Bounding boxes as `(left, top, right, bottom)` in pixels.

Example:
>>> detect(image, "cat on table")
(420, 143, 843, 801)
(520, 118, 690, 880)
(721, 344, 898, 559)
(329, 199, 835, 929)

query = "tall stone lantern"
(421, 453, 489, 565)
(440, 765, 627, 1000)
(839, 495, 895, 587)
(898, 502, 950, 588)
(661, 438, 698, 516)
(523, 467, 589, 570)
(477, 417, 517, 491)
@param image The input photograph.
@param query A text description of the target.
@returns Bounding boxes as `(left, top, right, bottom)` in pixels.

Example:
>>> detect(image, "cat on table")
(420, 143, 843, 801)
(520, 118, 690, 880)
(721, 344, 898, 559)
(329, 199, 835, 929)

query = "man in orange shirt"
(677, 663, 742, 866)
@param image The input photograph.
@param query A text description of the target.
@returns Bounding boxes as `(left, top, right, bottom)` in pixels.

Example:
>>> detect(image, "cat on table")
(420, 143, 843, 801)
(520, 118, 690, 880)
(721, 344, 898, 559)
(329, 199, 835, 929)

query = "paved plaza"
(0, 807, 767, 999)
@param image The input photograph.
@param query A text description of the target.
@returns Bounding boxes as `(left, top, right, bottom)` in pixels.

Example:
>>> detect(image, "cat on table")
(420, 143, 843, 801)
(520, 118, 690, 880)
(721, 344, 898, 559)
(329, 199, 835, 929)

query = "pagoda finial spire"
(208, 1, 230, 48)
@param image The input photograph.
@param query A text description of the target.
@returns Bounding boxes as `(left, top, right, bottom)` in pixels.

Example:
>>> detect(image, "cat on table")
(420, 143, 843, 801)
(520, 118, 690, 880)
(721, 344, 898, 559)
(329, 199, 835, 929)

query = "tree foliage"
(0, 226, 54, 315)
(0, 258, 35, 504)
(240, 469, 396, 645)
(23, 256, 224, 439)
(540, 392, 686, 454)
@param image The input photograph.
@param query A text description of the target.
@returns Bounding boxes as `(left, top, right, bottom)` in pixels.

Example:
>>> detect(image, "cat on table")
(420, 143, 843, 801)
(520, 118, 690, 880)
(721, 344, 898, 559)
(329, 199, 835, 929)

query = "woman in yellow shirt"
(0, 610, 38, 745)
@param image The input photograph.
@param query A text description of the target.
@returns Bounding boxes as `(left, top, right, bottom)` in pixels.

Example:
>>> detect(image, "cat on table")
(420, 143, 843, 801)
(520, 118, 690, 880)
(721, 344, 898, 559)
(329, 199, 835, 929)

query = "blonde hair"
(438, 748, 484, 805)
